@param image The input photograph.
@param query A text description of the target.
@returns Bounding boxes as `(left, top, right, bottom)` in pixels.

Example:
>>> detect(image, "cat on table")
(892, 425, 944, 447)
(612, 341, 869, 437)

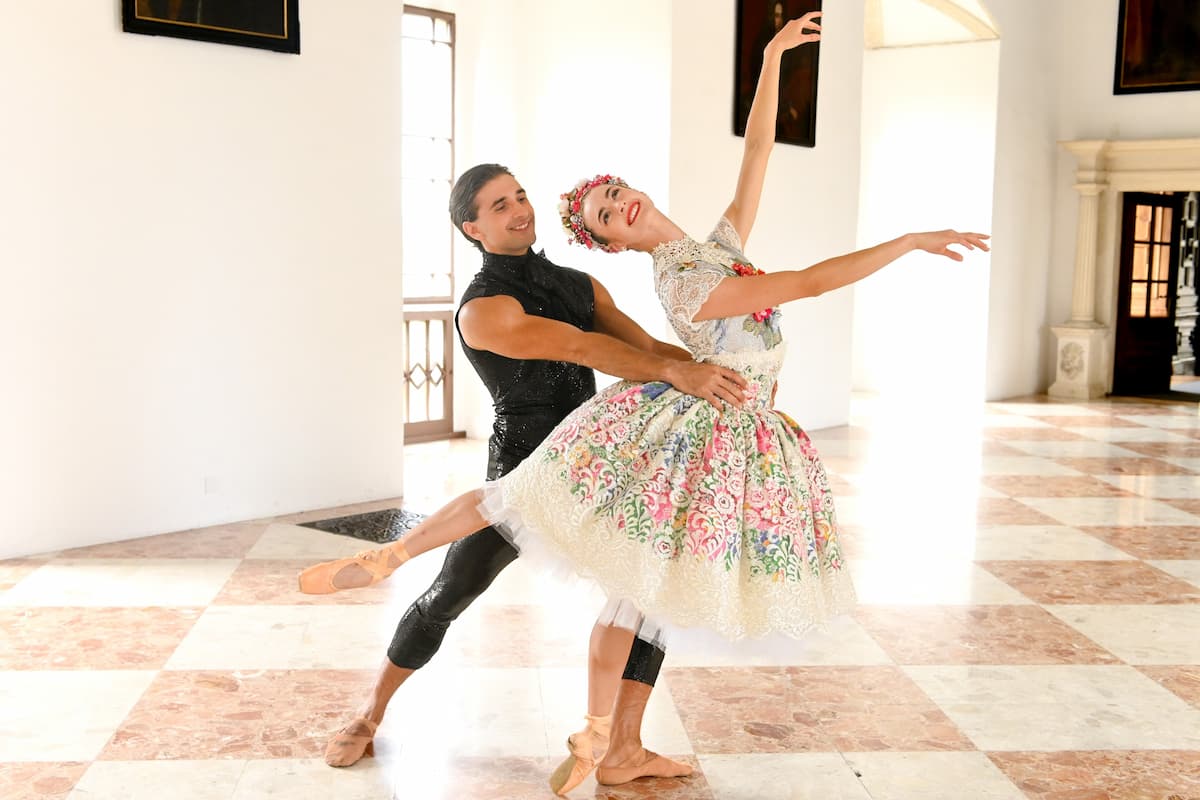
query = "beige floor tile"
(1044, 605, 1200, 664)
(0, 560, 240, 608)
(846, 751, 1025, 799)
(0, 671, 157, 761)
(700, 753, 870, 800)
(232, 758, 395, 799)
(164, 604, 397, 670)
(904, 664, 1200, 750)
(68, 760, 246, 800)
(968, 526, 1135, 560)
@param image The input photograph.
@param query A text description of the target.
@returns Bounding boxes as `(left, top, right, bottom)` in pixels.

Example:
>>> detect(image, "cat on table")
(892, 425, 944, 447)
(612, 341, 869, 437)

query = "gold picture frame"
(1114, 0, 1200, 94)
(121, 0, 300, 54)
(733, 0, 822, 147)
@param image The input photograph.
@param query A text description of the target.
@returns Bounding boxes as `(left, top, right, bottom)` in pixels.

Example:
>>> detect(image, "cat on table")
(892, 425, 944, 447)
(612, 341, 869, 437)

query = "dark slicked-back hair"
(449, 163, 514, 252)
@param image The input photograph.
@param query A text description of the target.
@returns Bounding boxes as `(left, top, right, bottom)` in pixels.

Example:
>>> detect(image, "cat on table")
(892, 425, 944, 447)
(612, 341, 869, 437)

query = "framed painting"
(121, 0, 300, 54)
(733, 0, 822, 147)
(1114, 0, 1200, 94)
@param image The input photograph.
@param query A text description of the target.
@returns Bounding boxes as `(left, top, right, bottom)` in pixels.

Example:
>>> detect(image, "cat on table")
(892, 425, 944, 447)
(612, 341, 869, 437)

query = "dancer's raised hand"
(910, 230, 991, 262)
(768, 11, 822, 52)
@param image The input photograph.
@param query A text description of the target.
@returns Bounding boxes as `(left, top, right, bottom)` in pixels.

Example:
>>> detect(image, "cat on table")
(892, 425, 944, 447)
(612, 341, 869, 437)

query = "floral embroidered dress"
(480, 217, 856, 644)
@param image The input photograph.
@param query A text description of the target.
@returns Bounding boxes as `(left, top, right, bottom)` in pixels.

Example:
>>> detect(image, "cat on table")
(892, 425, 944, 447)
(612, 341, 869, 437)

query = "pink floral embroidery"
(754, 419, 772, 454)
(652, 537, 676, 558)
(731, 261, 776, 322)
(542, 366, 845, 580)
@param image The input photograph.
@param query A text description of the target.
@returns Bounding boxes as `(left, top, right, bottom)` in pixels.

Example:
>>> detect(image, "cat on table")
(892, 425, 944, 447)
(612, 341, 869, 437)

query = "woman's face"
(580, 183, 653, 251)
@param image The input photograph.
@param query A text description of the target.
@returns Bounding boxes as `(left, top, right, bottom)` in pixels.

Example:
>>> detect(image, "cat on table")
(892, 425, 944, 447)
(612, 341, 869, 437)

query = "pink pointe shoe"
(548, 713, 612, 796)
(297, 544, 410, 595)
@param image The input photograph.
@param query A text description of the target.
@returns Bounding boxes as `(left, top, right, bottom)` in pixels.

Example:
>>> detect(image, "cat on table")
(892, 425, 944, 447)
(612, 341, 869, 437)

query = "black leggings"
(386, 524, 665, 685)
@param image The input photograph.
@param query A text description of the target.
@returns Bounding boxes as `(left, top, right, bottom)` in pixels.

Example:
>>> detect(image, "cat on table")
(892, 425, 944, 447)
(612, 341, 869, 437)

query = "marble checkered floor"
(3, 394, 1200, 799)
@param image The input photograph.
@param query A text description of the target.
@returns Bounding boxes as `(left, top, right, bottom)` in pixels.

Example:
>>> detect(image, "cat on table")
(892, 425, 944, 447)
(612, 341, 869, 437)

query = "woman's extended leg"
(298, 488, 488, 594)
(549, 621, 633, 795)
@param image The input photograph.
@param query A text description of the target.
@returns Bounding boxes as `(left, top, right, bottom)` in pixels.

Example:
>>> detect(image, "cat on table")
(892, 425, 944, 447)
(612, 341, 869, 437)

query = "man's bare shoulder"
(458, 295, 524, 349)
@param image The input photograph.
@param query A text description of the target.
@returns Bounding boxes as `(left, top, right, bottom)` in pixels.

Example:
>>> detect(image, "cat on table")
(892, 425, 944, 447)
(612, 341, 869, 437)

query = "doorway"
(1112, 191, 1195, 396)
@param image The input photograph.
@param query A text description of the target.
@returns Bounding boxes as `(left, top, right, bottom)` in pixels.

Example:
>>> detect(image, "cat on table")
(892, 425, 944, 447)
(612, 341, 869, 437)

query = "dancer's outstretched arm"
(694, 230, 991, 322)
(724, 12, 822, 247)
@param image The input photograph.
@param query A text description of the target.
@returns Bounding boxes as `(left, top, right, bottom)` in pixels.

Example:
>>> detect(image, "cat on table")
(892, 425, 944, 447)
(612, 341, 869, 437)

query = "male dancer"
(320, 164, 746, 792)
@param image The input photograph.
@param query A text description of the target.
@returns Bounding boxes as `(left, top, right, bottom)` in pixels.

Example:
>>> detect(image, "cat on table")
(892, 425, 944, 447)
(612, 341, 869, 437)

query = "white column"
(1050, 143, 1110, 400)
(1069, 183, 1103, 323)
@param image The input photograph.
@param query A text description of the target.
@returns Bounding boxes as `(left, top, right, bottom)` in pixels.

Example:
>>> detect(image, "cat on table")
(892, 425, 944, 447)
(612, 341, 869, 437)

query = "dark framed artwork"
(733, 0, 822, 147)
(121, 0, 300, 54)
(1113, 0, 1200, 94)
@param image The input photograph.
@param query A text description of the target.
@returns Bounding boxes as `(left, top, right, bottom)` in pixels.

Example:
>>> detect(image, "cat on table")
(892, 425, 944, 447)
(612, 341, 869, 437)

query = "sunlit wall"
(853, 41, 999, 409)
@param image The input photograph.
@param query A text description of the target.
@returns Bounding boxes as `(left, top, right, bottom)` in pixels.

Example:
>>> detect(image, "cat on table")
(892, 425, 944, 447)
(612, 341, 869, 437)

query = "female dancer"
(300, 10, 988, 792)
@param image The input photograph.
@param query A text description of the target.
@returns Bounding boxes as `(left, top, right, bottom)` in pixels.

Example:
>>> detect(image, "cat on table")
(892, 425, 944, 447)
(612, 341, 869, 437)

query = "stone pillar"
(1050, 143, 1111, 399)
(1069, 184, 1103, 323)
(1049, 324, 1109, 399)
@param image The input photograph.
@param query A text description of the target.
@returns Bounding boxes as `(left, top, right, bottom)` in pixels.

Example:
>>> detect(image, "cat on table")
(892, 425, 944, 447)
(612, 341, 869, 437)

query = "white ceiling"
(865, 0, 1000, 49)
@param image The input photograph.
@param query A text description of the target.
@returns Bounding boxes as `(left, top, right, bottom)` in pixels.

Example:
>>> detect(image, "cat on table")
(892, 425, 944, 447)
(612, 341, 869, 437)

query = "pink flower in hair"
(559, 173, 629, 251)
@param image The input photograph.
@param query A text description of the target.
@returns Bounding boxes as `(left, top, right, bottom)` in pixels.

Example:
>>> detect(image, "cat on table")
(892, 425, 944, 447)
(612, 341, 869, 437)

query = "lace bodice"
(652, 217, 783, 357)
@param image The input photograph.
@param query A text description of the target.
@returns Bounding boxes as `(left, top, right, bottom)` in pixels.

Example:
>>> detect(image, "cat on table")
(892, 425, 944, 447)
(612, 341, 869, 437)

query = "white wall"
(842, 0, 1200, 403)
(854, 41, 998, 403)
(1055, 0, 1200, 143)
(982, 0, 1060, 400)
(670, 0, 866, 430)
(514, 0, 674, 357)
(1, 2, 407, 558)
(1042, 0, 1200, 390)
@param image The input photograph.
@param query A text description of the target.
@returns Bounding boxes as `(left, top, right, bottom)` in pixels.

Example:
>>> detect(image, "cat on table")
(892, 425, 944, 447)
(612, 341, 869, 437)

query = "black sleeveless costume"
(386, 248, 665, 684)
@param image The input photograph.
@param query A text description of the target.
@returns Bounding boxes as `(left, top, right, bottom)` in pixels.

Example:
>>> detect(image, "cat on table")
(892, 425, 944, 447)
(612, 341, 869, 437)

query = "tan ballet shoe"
(548, 713, 611, 796)
(595, 749, 694, 786)
(297, 543, 410, 595)
(324, 717, 378, 767)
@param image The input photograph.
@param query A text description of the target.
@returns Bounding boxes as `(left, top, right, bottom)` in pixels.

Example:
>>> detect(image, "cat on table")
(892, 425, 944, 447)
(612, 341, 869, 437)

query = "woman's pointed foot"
(324, 717, 378, 767)
(548, 714, 611, 796)
(297, 544, 410, 595)
(595, 748, 693, 786)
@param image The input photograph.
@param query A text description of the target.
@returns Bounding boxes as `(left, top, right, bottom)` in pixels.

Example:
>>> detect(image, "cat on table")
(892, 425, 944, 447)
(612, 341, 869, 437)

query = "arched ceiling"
(865, 0, 1000, 49)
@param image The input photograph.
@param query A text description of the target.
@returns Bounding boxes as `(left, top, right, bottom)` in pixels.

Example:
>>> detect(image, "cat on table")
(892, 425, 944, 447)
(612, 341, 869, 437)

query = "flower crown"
(557, 173, 628, 251)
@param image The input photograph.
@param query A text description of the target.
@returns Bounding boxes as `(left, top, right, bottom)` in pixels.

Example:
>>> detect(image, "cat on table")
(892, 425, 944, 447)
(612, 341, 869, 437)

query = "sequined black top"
(455, 249, 597, 480)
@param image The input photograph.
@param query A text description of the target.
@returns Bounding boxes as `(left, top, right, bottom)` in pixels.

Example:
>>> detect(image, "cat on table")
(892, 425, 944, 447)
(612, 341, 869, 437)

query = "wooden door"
(1113, 192, 1182, 395)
